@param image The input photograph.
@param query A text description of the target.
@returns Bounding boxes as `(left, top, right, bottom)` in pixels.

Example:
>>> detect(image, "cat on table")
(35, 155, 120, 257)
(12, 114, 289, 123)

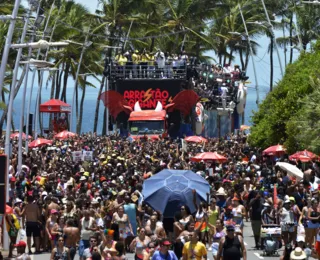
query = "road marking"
(244, 241, 248, 246)
(254, 252, 264, 259)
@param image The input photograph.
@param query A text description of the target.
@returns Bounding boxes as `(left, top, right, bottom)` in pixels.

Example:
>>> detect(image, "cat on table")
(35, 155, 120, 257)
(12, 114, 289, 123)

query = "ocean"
(4, 82, 267, 135)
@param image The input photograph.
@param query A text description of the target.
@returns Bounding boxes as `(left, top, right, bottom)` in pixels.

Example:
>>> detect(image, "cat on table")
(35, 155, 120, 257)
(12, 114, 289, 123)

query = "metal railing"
(110, 62, 187, 79)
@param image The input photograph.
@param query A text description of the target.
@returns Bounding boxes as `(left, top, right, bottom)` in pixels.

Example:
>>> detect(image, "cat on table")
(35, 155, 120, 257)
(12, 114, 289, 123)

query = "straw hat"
(290, 247, 306, 260)
(216, 187, 226, 196)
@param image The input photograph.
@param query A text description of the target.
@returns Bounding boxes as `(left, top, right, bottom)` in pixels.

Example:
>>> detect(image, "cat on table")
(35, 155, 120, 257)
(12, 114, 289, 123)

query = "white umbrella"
(276, 162, 303, 180)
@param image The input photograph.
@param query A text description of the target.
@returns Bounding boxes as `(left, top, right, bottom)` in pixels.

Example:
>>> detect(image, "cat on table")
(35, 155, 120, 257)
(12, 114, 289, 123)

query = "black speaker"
(0, 155, 7, 214)
(28, 113, 33, 135)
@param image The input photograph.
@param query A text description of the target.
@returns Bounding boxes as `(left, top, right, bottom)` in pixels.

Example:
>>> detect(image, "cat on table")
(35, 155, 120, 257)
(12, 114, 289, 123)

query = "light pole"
(25, 0, 57, 150)
(0, 0, 22, 96)
(236, 5, 260, 104)
(260, 0, 284, 77)
(70, 30, 93, 132)
(4, 6, 31, 166)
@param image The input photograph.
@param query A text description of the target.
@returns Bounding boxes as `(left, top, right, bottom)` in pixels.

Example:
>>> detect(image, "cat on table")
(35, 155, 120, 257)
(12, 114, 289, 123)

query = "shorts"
(281, 224, 295, 233)
(26, 221, 40, 237)
(315, 241, 320, 256)
(195, 222, 207, 232)
(307, 221, 319, 229)
(234, 218, 244, 228)
(79, 239, 90, 257)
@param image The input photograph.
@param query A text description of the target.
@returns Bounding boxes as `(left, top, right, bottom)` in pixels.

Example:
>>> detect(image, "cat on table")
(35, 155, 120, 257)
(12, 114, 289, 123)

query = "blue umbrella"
(142, 169, 210, 217)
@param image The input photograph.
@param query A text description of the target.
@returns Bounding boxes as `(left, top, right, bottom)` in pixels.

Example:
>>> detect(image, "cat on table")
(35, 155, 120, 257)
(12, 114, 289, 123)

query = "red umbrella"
(54, 130, 77, 140)
(191, 152, 227, 163)
(28, 138, 53, 148)
(262, 144, 286, 156)
(289, 150, 318, 162)
(10, 132, 32, 140)
(184, 136, 208, 143)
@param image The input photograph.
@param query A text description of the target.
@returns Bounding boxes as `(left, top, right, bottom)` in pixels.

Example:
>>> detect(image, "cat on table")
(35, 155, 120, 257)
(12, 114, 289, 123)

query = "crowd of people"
(2, 132, 320, 260)
(113, 49, 191, 79)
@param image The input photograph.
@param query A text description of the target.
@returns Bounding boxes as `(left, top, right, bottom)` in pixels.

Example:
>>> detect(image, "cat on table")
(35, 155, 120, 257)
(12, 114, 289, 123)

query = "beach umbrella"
(28, 138, 53, 148)
(262, 144, 286, 156)
(240, 125, 250, 131)
(184, 136, 208, 143)
(289, 150, 318, 162)
(276, 162, 303, 180)
(142, 169, 210, 217)
(10, 132, 32, 140)
(191, 152, 227, 163)
(54, 130, 77, 140)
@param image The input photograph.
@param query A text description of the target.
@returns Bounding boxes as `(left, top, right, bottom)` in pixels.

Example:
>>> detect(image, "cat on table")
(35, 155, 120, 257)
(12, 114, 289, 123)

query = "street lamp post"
(237, 4, 260, 105)
(2, 2, 31, 251)
(4, 8, 31, 164)
(0, 0, 22, 96)
(25, 0, 57, 150)
(70, 31, 92, 133)
(260, 0, 284, 77)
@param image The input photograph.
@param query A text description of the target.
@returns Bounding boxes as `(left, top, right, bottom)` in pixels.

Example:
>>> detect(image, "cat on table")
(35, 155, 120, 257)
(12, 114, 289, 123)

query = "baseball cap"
(226, 225, 235, 231)
(161, 239, 172, 246)
(14, 241, 27, 247)
(51, 209, 58, 214)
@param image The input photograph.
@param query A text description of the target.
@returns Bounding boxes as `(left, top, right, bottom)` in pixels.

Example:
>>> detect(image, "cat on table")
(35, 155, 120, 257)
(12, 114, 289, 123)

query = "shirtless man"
(64, 219, 80, 260)
(46, 196, 59, 218)
(24, 195, 41, 253)
(15, 241, 31, 260)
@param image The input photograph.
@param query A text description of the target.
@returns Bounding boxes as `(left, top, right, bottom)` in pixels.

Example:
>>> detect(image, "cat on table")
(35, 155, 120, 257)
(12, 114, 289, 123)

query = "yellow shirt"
(132, 53, 140, 64)
(39, 177, 47, 186)
(182, 241, 207, 260)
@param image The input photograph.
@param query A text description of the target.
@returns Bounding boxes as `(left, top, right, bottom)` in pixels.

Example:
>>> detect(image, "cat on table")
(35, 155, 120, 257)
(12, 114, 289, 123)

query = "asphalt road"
(5, 221, 312, 260)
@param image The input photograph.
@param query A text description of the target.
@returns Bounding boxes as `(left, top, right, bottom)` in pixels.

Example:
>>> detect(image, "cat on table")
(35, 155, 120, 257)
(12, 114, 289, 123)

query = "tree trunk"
(228, 49, 233, 64)
(239, 48, 245, 71)
(0, 66, 27, 132)
(38, 71, 43, 135)
(244, 51, 250, 72)
(55, 62, 64, 99)
(289, 14, 293, 64)
(93, 76, 105, 133)
(150, 38, 155, 52)
(76, 77, 86, 134)
(283, 20, 287, 67)
(60, 63, 70, 102)
(223, 54, 227, 67)
(102, 107, 107, 135)
(75, 82, 79, 122)
(270, 37, 274, 92)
